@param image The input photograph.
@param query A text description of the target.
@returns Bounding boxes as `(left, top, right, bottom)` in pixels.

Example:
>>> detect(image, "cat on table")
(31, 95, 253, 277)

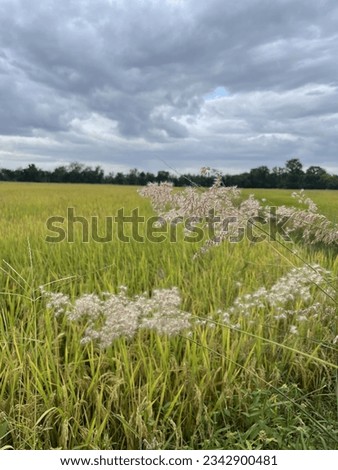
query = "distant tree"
(126, 168, 140, 185)
(271, 166, 285, 188)
(67, 162, 85, 183)
(20, 164, 43, 182)
(227, 172, 251, 188)
(0, 168, 16, 181)
(51, 166, 68, 183)
(305, 166, 328, 189)
(156, 171, 170, 182)
(285, 158, 304, 188)
(249, 166, 270, 187)
(326, 174, 338, 189)
(114, 172, 126, 185)
(82, 165, 104, 184)
(0, 158, 337, 188)
(104, 171, 115, 184)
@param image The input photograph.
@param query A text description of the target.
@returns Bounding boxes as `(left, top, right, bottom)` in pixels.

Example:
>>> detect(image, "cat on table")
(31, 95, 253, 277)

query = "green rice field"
(0, 183, 337, 449)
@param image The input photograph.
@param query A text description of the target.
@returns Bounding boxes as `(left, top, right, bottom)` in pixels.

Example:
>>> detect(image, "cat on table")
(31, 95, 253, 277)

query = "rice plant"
(0, 182, 337, 449)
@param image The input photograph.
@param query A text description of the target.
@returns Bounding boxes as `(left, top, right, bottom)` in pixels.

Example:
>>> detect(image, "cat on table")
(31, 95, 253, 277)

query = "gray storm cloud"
(0, 0, 337, 173)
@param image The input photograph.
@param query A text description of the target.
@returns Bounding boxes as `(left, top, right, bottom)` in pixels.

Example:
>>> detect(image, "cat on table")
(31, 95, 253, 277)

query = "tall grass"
(0, 183, 337, 449)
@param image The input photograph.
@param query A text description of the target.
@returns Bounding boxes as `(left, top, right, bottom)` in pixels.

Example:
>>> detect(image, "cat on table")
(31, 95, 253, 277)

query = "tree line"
(1, 159, 338, 189)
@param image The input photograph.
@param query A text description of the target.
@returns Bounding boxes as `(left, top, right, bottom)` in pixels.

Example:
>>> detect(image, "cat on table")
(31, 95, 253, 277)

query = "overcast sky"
(0, 0, 337, 174)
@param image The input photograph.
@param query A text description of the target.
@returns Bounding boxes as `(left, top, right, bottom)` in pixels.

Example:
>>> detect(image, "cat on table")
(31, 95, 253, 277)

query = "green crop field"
(0, 183, 337, 450)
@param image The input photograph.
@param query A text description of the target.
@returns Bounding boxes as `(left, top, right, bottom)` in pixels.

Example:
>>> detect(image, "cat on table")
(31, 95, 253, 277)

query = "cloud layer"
(0, 0, 338, 173)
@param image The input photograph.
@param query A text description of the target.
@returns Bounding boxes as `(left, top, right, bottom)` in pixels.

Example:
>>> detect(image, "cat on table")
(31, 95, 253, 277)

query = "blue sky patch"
(204, 86, 229, 101)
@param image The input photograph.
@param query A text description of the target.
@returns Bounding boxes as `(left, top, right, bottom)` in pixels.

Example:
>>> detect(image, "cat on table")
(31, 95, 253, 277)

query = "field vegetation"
(0, 182, 337, 449)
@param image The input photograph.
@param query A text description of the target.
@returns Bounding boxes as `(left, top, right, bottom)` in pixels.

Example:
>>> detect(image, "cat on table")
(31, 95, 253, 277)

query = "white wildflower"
(43, 291, 70, 317)
(43, 286, 191, 347)
(139, 182, 338, 250)
(217, 264, 334, 340)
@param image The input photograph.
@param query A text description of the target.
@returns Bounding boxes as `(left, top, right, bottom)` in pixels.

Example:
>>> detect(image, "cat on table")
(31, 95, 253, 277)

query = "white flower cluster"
(41, 265, 336, 346)
(221, 264, 335, 332)
(40, 286, 71, 317)
(41, 286, 191, 348)
(139, 182, 338, 248)
(276, 190, 338, 245)
(139, 180, 241, 221)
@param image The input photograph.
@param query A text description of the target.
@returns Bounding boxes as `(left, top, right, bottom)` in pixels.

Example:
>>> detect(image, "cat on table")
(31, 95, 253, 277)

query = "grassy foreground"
(0, 183, 337, 450)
